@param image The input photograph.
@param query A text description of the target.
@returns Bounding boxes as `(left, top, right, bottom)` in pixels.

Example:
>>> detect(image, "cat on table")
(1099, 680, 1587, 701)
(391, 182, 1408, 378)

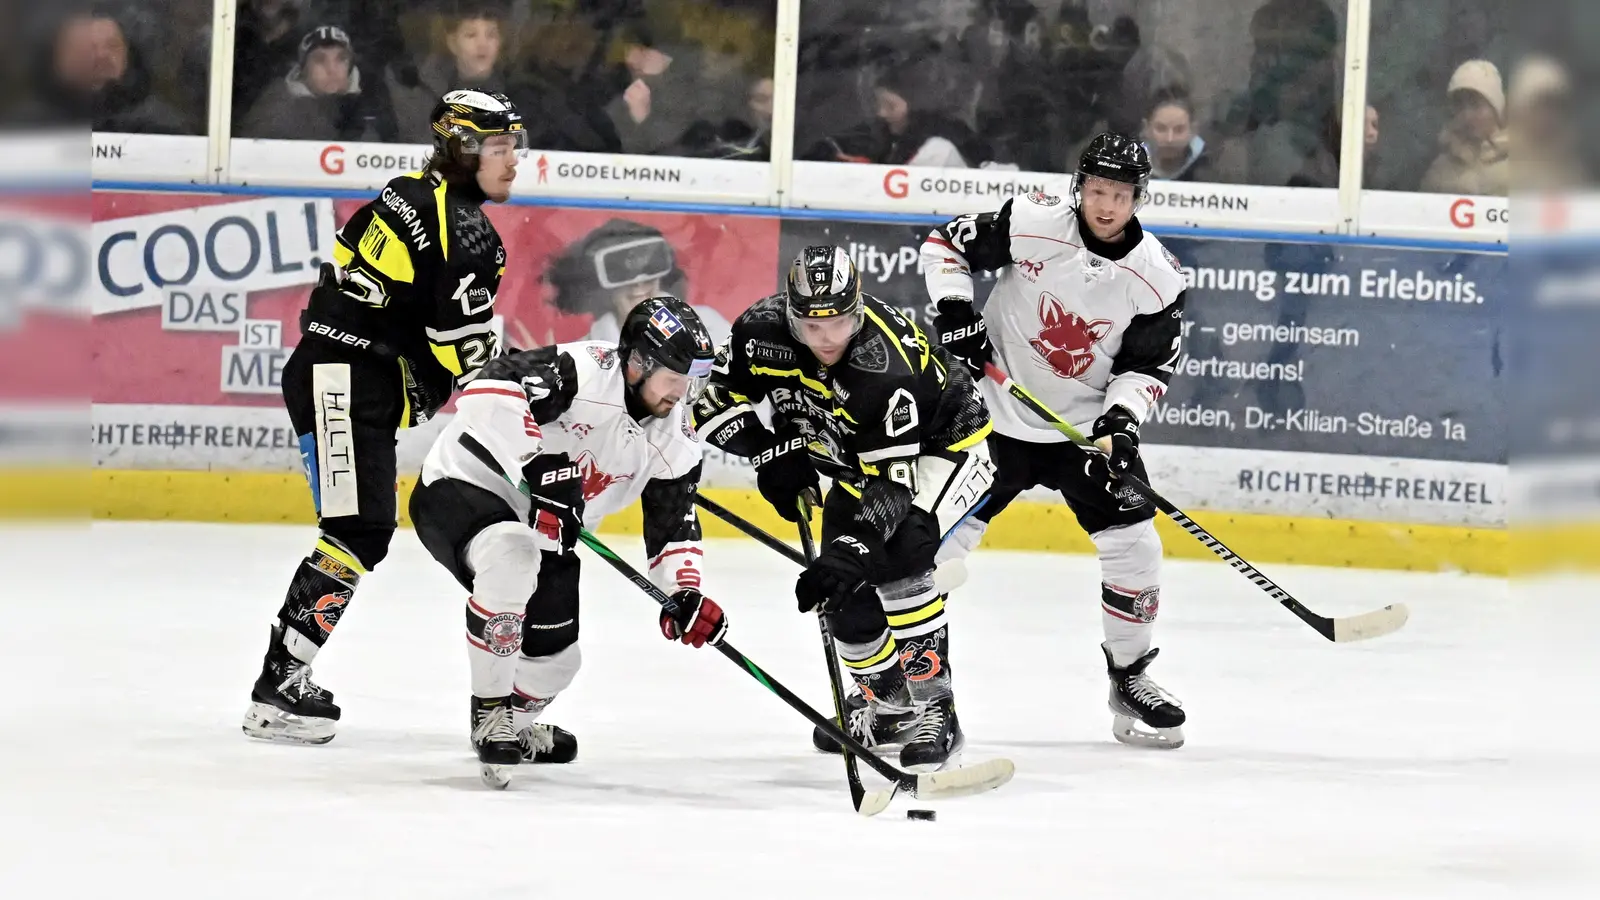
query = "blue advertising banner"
(778, 217, 1507, 526)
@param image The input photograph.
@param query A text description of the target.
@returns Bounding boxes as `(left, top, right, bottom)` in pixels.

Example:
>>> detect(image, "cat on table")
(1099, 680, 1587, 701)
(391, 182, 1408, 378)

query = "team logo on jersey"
(1016, 258, 1044, 282)
(1161, 246, 1181, 272)
(483, 612, 524, 656)
(292, 590, 352, 635)
(575, 449, 632, 502)
(1026, 191, 1061, 207)
(848, 333, 889, 373)
(587, 345, 617, 369)
(649, 306, 684, 338)
(1132, 587, 1160, 623)
(1029, 292, 1114, 380)
(898, 629, 945, 682)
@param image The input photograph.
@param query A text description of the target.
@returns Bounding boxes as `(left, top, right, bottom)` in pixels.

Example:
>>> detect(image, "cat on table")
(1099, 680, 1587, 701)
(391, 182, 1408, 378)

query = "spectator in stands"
(1507, 56, 1587, 191)
(239, 24, 398, 142)
(807, 64, 989, 168)
(40, 4, 190, 134)
(1141, 89, 1212, 182)
(232, 1, 320, 120)
(1420, 59, 1509, 195)
(1207, 0, 1341, 185)
(392, 5, 515, 144)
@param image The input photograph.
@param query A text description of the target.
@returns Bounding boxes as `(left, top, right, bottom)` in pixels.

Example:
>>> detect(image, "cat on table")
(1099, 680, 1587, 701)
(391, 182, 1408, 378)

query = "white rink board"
(0, 523, 1586, 899)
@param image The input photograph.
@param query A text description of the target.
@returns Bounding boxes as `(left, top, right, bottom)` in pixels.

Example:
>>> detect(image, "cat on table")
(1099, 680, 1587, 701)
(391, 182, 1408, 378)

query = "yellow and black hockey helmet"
(429, 89, 529, 162)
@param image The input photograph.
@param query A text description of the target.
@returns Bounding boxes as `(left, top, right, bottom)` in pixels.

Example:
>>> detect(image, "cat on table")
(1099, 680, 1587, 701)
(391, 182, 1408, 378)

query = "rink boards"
(15, 188, 1530, 574)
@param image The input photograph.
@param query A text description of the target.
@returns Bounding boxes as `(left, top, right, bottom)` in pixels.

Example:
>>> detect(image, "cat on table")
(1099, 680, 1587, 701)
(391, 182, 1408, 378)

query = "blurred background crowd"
(5, 0, 1597, 195)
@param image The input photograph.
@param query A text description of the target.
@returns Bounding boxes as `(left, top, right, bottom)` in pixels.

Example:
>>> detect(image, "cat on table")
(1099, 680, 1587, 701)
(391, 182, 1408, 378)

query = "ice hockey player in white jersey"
(408, 296, 727, 787)
(922, 133, 1190, 749)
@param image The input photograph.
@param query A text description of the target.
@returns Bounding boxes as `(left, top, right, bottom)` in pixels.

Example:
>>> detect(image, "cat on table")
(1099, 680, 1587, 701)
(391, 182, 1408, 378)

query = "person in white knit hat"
(1420, 59, 1510, 195)
(1507, 56, 1588, 191)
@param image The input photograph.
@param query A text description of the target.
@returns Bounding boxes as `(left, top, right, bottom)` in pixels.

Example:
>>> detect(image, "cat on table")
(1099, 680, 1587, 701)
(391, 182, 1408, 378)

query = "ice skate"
(471, 696, 522, 789)
(812, 684, 919, 756)
(1104, 645, 1185, 749)
(241, 625, 340, 745)
(900, 695, 964, 773)
(518, 722, 578, 763)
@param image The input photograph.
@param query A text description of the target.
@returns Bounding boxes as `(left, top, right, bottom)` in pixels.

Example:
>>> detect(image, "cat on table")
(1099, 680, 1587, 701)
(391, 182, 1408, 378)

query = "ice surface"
(1, 522, 1593, 898)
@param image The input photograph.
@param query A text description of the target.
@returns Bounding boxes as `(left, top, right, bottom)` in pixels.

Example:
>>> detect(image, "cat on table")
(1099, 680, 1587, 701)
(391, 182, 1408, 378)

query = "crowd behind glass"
(14, 0, 1593, 196)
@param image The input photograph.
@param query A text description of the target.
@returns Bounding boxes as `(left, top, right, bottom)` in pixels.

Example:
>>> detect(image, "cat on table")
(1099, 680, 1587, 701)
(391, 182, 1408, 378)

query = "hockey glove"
(527, 491, 583, 553)
(933, 297, 993, 377)
(795, 534, 880, 614)
(1090, 406, 1141, 480)
(659, 588, 728, 648)
(754, 430, 820, 523)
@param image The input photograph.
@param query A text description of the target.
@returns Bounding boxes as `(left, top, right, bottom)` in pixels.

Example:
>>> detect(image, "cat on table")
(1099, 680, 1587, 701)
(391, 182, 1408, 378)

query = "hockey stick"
(692, 492, 968, 594)
(982, 363, 1409, 643)
(794, 496, 869, 813)
(575, 529, 1014, 816)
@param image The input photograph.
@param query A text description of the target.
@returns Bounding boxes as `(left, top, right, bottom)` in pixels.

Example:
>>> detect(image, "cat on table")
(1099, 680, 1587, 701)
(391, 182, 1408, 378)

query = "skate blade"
(242, 702, 336, 745)
(1112, 714, 1185, 750)
(479, 763, 514, 790)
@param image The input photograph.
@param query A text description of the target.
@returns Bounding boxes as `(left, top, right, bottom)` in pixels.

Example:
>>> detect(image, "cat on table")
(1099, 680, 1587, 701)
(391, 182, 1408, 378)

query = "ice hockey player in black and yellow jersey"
(693, 247, 996, 773)
(242, 90, 528, 745)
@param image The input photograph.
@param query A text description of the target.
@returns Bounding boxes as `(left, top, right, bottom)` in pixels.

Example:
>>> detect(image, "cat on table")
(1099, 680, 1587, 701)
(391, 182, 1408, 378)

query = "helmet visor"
(633, 351, 716, 404)
(461, 129, 531, 159)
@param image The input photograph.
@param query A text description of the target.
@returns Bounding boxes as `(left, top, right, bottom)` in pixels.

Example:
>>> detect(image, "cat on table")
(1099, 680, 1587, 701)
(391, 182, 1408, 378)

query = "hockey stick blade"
(912, 757, 1016, 801)
(1331, 602, 1411, 642)
(856, 757, 1016, 817)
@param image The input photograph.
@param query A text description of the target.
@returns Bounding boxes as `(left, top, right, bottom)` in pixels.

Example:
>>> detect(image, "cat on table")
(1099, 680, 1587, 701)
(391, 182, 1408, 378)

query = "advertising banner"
(90, 133, 209, 183)
(228, 139, 772, 204)
(91, 190, 1507, 526)
(789, 161, 1341, 231)
(89, 190, 782, 481)
(1359, 190, 1508, 244)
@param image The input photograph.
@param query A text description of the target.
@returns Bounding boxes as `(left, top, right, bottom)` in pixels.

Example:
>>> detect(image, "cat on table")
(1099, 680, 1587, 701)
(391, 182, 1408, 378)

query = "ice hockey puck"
(906, 809, 936, 822)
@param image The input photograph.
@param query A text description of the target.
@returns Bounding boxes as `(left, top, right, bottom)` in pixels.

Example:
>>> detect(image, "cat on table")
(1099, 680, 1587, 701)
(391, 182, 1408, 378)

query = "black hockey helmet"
(428, 89, 528, 181)
(1075, 131, 1153, 210)
(785, 246, 864, 339)
(617, 295, 717, 398)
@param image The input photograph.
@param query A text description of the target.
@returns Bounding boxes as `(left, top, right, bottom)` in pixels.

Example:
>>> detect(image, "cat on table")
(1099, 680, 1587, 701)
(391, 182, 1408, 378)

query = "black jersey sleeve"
(1105, 291, 1186, 421)
(425, 196, 507, 387)
(921, 199, 1015, 303)
(691, 305, 781, 458)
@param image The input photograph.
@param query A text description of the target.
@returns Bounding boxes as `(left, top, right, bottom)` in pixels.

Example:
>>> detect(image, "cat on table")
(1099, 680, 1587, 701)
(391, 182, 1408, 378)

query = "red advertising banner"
(90, 191, 782, 408)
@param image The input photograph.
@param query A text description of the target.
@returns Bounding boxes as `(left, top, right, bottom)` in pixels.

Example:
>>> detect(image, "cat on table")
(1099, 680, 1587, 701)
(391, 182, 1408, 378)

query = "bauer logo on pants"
(312, 363, 359, 518)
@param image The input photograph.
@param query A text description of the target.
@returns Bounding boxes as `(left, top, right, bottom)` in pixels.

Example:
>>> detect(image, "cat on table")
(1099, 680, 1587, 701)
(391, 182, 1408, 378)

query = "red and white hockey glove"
(659, 588, 728, 649)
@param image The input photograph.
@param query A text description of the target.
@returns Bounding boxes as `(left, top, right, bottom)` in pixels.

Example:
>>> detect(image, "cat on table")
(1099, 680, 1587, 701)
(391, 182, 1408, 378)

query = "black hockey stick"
(692, 492, 970, 593)
(575, 528, 1014, 816)
(982, 363, 1409, 643)
(794, 497, 869, 813)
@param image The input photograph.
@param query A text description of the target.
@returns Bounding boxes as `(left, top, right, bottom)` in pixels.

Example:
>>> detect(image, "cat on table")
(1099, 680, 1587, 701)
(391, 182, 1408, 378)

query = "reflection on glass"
(1365, 0, 1513, 193)
(794, 0, 1347, 187)
(230, 0, 776, 158)
(10, 0, 213, 135)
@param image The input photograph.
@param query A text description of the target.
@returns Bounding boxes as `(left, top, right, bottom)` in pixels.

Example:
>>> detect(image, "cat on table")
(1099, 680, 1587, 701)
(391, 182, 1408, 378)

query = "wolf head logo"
(1028, 292, 1113, 379)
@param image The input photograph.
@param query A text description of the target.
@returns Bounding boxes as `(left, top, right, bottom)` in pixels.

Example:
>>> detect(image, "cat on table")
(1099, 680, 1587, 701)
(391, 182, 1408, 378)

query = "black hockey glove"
(1090, 406, 1141, 481)
(933, 297, 993, 377)
(754, 430, 820, 523)
(527, 490, 583, 553)
(795, 534, 881, 614)
(659, 588, 729, 649)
